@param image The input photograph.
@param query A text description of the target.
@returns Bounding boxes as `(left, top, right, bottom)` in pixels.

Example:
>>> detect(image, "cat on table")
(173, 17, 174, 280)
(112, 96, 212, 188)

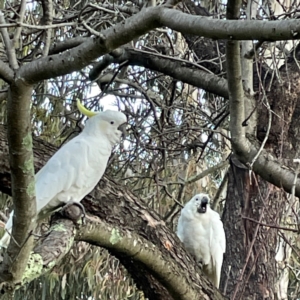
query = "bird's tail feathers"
(204, 263, 220, 288)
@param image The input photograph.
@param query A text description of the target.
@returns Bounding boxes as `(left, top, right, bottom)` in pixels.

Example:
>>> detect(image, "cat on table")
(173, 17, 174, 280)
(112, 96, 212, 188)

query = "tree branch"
(19, 6, 162, 83)
(78, 220, 218, 300)
(41, 0, 53, 57)
(0, 11, 18, 70)
(185, 161, 229, 185)
(48, 37, 88, 55)
(19, 217, 76, 288)
(160, 8, 300, 41)
(12, 0, 27, 49)
(18, 6, 300, 84)
(226, 40, 246, 153)
(90, 48, 229, 99)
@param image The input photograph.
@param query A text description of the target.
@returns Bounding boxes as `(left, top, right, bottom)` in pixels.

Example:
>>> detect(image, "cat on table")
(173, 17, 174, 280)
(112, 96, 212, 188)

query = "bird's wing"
(209, 210, 226, 287)
(176, 202, 198, 242)
(176, 214, 184, 242)
(176, 204, 191, 238)
(35, 136, 107, 217)
(209, 210, 226, 253)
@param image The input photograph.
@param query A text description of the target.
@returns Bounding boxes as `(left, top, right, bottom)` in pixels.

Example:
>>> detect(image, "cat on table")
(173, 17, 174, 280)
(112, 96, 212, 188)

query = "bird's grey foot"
(61, 201, 86, 225)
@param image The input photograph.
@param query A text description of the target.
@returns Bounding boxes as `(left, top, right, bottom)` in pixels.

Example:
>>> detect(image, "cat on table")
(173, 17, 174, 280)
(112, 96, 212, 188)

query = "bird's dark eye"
(195, 198, 199, 201)
(110, 121, 114, 124)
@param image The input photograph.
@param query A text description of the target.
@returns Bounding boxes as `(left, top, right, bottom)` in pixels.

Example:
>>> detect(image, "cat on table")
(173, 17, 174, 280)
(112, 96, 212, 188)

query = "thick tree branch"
(18, 217, 76, 288)
(160, 9, 300, 40)
(78, 220, 216, 300)
(226, 0, 242, 19)
(48, 37, 88, 55)
(2, 207, 78, 291)
(90, 48, 229, 99)
(19, 7, 162, 83)
(226, 41, 245, 151)
(18, 6, 300, 84)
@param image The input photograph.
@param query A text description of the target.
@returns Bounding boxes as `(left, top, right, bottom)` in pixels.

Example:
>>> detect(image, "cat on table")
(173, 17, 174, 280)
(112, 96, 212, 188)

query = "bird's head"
(77, 99, 127, 144)
(191, 193, 210, 214)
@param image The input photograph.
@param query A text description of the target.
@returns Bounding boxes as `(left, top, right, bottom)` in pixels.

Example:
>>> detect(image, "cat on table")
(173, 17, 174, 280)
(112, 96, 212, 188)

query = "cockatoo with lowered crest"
(0, 100, 127, 248)
(177, 193, 226, 288)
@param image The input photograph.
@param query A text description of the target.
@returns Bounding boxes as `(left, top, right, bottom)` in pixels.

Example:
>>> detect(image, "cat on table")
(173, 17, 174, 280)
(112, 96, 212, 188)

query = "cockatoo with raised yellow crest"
(177, 193, 226, 288)
(0, 100, 127, 248)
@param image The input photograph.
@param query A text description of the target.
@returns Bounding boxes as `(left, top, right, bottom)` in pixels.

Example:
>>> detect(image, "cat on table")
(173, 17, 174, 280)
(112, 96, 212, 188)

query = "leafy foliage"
(14, 244, 144, 299)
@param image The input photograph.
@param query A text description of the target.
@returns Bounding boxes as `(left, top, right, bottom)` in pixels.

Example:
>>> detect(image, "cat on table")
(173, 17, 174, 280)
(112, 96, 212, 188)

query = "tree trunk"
(221, 160, 280, 299)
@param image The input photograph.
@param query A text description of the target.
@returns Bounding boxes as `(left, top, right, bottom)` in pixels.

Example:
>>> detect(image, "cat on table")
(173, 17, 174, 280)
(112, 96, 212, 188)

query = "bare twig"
(241, 215, 298, 232)
(16, 22, 76, 29)
(185, 161, 228, 184)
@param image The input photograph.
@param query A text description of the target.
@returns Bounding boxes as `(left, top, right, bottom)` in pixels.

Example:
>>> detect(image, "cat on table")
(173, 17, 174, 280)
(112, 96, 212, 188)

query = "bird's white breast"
(178, 213, 212, 265)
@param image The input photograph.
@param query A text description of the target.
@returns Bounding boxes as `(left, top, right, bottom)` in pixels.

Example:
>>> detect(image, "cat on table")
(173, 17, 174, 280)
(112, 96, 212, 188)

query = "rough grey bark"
(221, 160, 280, 299)
(21, 215, 76, 288)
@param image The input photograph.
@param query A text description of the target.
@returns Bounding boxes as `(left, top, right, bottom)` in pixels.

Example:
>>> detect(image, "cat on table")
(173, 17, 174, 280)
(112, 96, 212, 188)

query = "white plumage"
(177, 193, 226, 288)
(0, 102, 127, 248)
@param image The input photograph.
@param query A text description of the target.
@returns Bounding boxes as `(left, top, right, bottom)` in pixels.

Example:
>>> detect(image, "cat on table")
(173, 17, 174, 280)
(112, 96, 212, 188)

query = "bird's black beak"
(118, 123, 127, 138)
(197, 196, 208, 214)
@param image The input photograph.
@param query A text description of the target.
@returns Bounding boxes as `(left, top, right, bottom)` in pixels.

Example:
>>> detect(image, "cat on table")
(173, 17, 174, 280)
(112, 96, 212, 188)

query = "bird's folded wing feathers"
(210, 211, 226, 253)
(209, 212, 226, 267)
(35, 139, 100, 214)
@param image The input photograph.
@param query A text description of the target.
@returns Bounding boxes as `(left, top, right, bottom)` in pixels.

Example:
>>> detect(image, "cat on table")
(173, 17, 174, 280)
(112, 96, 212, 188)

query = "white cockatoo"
(177, 193, 226, 288)
(0, 100, 127, 248)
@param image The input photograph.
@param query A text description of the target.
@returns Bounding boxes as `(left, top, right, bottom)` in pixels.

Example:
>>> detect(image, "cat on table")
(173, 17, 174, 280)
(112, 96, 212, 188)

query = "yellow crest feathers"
(76, 99, 97, 118)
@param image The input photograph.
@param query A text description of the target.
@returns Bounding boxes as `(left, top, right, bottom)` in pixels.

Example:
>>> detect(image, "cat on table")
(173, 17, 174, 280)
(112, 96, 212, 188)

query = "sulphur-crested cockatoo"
(0, 100, 127, 248)
(177, 193, 226, 288)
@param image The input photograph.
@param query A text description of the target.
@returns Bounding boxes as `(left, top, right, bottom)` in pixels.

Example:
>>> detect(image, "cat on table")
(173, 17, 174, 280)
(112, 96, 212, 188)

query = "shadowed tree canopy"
(0, 0, 299, 299)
